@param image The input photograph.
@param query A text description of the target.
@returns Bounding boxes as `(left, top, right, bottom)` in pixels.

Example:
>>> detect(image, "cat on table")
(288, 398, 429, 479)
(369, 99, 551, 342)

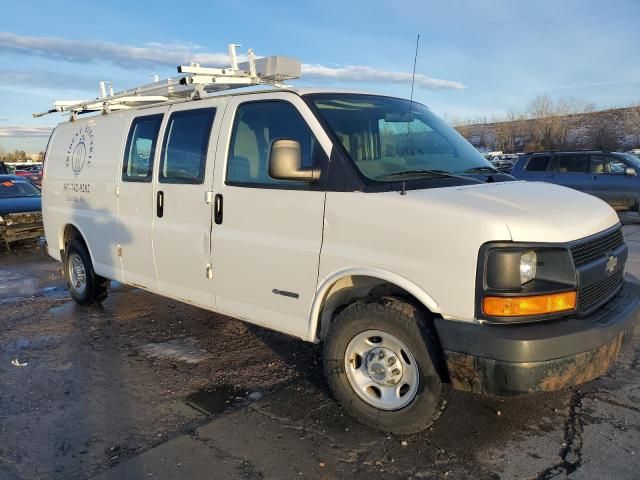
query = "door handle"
(157, 191, 164, 218)
(214, 194, 223, 225)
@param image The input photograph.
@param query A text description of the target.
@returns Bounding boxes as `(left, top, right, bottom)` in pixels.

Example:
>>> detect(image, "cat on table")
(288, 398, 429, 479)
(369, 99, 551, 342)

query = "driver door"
(210, 93, 331, 338)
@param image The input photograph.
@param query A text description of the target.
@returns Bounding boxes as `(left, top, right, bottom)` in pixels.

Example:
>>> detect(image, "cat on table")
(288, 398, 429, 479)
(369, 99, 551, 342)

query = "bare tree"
(527, 95, 557, 149)
(589, 122, 620, 151)
(0, 150, 28, 162)
(624, 103, 640, 148)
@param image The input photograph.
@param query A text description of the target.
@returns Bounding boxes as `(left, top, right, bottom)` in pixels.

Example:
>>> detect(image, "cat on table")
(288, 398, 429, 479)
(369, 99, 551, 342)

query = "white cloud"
(0, 126, 53, 137)
(0, 71, 100, 91)
(0, 32, 229, 67)
(301, 64, 465, 90)
(0, 32, 465, 90)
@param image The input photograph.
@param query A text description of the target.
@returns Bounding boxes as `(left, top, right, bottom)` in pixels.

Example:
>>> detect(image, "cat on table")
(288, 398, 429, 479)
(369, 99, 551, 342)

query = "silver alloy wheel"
(344, 329, 419, 410)
(68, 252, 87, 296)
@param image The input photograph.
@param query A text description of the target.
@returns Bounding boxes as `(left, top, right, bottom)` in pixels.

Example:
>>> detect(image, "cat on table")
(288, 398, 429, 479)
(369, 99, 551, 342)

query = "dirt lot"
(1, 231, 640, 480)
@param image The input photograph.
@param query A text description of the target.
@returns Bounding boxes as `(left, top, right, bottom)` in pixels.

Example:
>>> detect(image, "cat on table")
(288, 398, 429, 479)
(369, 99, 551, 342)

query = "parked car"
(511, 150, 640, 211)
(39, 55, 640, 434)
(627, 149, 640, 159)
(0, 174, 44, 248)
(0, 161, 9, 174)
(490, 157, 515, 173)
(13, 167, 43, 187)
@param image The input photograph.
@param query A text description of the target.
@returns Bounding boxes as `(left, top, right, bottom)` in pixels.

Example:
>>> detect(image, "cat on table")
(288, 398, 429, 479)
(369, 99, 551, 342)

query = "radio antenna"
(401, 34, 420, 196)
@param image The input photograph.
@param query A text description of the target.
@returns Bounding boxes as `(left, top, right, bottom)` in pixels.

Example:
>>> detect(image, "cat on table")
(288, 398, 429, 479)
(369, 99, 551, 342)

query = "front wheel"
(323, 296, 443, 434)
(65, 240, 109, 306)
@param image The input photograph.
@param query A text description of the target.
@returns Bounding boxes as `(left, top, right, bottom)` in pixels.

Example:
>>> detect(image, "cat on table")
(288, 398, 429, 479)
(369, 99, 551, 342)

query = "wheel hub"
(68, 253, 87, 295)
(344, 329, 419, 411)
(366, 347, 403, 386)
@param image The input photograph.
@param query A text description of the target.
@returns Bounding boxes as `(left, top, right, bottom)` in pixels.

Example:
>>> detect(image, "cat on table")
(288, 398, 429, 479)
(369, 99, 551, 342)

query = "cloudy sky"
(1, 0, 639, 152)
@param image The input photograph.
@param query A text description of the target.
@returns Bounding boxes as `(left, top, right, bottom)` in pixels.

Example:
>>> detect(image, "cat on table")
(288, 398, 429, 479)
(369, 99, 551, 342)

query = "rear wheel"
(323, 296, 443, 434)
(65, 240, 109, 306)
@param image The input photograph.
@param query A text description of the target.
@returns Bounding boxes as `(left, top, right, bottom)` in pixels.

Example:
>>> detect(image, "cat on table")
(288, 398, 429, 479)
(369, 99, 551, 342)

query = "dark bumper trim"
(435, 280, 640, 395)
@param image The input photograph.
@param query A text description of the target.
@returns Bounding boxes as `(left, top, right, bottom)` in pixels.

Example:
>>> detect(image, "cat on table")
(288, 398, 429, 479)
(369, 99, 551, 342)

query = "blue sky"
(1, 0, 639, 152)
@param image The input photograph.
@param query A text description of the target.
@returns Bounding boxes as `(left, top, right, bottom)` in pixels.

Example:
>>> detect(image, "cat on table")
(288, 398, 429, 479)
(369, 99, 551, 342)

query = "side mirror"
(268, 139, 320, 182)
(625, 167, 637, 176)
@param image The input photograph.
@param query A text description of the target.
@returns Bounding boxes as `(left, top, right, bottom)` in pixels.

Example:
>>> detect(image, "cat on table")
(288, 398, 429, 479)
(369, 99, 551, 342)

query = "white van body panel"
(44, 111, 131, 281)
(314, 180, 618, 331)
(318, 189, 511, 325)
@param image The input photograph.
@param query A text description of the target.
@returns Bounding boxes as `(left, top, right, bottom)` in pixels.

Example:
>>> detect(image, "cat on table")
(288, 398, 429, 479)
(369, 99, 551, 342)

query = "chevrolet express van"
(39, 61, 640, 433)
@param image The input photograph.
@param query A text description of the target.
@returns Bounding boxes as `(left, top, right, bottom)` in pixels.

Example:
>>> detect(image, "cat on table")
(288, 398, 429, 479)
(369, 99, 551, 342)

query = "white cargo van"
(38, 47, 640, 433)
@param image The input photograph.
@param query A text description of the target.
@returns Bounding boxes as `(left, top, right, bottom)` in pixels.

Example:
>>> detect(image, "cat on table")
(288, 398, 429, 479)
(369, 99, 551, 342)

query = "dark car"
(13, 166, 43, 187)
(490, 158, 515, 174)
(511, 150, 640, 211)
(0, 174, 44, 248)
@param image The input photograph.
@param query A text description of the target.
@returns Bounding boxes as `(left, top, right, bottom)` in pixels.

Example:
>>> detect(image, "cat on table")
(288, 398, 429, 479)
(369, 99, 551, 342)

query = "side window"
(122, 114, 163, 182)
(554, 154, 588, 173)
(159, 108, 216, 184)
(609, 157, 627, 174)
(227, 101, 317, 186)
(525, 155, 551, 172)
(591, 154, 611, 174)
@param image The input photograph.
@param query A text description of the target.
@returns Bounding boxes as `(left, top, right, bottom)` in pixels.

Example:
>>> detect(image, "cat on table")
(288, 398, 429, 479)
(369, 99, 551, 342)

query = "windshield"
(0, 179, 41, 198)
(308, 94, 493, 183)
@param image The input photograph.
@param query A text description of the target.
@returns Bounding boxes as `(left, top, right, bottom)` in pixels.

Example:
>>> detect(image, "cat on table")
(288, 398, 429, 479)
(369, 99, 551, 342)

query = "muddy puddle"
(185, 385, 248, 416)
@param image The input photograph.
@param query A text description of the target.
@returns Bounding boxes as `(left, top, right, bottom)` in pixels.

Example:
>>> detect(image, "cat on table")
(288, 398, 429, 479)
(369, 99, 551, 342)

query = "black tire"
(323, 296, 443, 434)
(65, 239, 109, 306)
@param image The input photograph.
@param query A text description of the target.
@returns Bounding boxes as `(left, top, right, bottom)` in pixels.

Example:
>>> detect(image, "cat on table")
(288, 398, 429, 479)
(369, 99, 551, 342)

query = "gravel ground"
(1, 233, 640, 480)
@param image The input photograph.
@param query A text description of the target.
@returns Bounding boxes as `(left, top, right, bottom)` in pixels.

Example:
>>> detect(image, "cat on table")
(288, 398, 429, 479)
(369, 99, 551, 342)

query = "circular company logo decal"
(66, 126, 94, 177)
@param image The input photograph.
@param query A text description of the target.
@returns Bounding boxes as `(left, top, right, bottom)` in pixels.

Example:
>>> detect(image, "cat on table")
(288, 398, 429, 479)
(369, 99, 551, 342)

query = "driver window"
(609, 157, 627, 174)
(226, 101, 316, 186)
(592, 155, 627, 175)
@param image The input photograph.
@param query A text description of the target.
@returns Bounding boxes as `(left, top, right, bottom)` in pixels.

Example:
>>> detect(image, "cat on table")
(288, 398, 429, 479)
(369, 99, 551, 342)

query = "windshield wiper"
(463, 166, 498, 174)
(381, 169, 460, 180)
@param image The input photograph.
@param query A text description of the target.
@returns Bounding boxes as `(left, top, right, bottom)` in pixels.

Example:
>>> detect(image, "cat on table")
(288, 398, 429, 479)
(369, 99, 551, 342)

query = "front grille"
(577, 266, 624, 313)
(570, 228, 624, 267)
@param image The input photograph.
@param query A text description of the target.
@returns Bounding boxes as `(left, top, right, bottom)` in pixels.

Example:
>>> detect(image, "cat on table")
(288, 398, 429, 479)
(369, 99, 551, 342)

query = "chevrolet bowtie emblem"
(605, 255, 618, 274)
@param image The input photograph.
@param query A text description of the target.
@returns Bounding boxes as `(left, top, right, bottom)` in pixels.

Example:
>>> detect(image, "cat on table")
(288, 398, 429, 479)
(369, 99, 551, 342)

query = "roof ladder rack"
(33, 44, 301, 119)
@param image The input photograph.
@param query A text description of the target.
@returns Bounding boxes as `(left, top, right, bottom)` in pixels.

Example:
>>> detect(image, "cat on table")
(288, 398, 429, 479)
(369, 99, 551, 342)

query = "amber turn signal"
(483, 291, 577, 317)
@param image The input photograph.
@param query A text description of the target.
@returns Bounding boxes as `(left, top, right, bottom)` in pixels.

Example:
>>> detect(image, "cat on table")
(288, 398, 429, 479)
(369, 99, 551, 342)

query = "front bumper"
(435, 280, 640, 396)
(0, 222, 44, 246)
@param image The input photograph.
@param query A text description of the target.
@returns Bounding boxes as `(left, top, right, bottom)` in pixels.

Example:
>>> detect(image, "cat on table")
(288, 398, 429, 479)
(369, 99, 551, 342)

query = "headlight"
(485, 248, 538, 290)
(480, 244, 577, 321)
(519, 250, 537, 284)
(0, 215, 4, 226)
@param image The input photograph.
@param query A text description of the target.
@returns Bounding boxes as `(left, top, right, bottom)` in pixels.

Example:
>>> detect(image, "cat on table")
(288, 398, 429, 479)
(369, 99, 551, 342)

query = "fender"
(58, 221, 97, 266)
(307, 267, 440, 342)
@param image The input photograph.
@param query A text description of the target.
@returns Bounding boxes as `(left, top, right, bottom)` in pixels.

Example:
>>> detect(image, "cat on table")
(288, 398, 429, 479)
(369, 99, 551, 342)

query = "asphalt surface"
(1, 228, 640, 480)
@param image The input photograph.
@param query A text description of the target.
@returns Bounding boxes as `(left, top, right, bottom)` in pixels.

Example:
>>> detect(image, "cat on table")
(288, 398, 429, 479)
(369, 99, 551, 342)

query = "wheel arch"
(59, 222, 95, 266)
(309, 268, 440, 343)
